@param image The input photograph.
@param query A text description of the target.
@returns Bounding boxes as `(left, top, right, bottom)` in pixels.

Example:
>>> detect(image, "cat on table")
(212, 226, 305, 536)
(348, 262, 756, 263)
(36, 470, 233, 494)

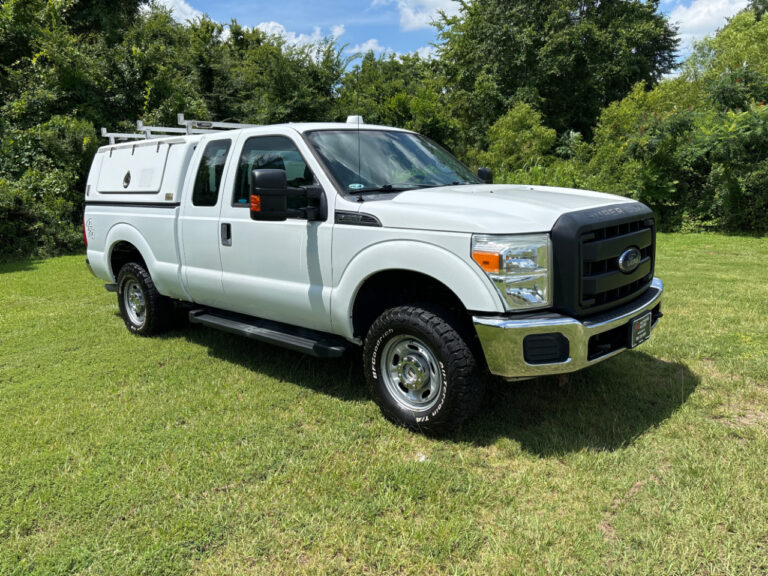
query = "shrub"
(0, 115, 96, 259)
(0, 170, 83, 260)
(474, 103, 557, 173)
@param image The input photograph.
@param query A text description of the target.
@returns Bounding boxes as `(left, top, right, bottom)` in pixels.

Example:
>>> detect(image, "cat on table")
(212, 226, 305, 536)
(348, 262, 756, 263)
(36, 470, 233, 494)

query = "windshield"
(305, 129, 481, 194)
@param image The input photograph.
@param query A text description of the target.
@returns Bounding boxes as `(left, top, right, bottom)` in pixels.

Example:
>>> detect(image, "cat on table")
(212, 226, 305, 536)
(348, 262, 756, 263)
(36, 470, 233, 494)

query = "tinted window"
(233, 136, 315, 206)
(192, 139, 231, 207)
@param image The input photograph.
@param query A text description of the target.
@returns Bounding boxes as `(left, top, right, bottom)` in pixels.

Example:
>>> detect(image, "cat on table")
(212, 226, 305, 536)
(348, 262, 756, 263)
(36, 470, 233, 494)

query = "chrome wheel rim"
(380, 334, 443, 412)
(123, 280, 146, 327)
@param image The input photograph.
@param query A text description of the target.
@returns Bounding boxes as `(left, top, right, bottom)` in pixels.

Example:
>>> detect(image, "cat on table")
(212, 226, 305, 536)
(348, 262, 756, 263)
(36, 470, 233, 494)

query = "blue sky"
(158, 0, 749, 62)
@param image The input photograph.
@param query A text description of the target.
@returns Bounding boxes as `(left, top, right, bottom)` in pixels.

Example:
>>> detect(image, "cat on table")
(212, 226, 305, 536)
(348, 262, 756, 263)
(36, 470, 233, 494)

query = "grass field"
(1, 233, 767, 575)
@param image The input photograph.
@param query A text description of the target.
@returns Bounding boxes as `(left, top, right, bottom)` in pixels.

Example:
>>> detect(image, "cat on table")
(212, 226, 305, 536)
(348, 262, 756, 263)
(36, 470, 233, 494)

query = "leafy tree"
(335, 53, 461, 149)
(224, 33, 343, 124)
(63, 0, 148, 40)
(335, 53, 430, 124)
(474, 102, 557, 173)
(3, 0, 768, 259)
(0, 0, 44, 75)
(110, 8, 210, 125)
(749, 0, 768, 19)
(437, 0, 679, 141)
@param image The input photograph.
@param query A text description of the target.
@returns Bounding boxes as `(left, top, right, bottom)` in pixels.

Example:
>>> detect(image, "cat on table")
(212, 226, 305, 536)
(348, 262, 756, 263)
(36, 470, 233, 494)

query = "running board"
(188, 309, 349, 358)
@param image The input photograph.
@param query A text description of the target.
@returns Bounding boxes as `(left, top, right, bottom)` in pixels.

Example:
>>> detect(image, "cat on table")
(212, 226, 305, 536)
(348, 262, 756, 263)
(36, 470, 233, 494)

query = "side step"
(188, 309, 349, 358)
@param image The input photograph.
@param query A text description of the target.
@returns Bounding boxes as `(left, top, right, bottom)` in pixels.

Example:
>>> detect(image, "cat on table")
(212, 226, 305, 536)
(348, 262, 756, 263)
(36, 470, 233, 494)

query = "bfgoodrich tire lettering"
(117, 262, 172, 336)
(363, 304, 484, 433)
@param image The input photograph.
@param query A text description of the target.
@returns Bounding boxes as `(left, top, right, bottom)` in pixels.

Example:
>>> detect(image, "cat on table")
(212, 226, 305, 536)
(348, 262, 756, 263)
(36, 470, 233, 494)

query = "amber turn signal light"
(250, 194, 261, 212)
(472, 250, 501, 274)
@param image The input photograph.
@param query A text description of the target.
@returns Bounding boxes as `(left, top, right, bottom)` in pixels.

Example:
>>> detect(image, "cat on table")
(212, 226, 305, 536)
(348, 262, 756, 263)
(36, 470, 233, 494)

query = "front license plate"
(629, 311, 653, 348)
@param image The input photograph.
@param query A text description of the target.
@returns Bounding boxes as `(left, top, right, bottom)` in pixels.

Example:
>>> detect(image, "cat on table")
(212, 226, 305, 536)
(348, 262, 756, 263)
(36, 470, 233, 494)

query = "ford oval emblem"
(618, 247, 642, 274)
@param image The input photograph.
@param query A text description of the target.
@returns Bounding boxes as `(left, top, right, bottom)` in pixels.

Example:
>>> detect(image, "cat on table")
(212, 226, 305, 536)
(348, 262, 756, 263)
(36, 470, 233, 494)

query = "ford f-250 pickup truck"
(84, 116, 663, 432)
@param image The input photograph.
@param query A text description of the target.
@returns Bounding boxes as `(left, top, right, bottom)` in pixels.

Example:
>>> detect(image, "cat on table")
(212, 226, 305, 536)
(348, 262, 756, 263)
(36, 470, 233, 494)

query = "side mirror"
(250, 168, 326, 222)
(478, 167, 493, 184)
(250, 169, 291, 221)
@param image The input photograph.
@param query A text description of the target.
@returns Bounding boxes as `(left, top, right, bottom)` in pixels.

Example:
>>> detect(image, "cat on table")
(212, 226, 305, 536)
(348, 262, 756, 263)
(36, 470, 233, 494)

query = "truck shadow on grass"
(164, 321, 370, 402)
(167, 320, 698, 455)
(459, 352, 699, 456)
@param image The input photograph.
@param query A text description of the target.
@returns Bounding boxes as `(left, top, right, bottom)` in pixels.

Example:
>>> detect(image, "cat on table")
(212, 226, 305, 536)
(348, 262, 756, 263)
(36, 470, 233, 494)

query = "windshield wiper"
(348, 184, 414, 194)
(348, 183, 462, 194)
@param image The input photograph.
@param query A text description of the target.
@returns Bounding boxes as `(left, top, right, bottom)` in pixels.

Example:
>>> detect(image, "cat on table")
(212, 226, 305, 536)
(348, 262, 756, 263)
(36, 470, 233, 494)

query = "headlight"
(471, 234, 552, 310)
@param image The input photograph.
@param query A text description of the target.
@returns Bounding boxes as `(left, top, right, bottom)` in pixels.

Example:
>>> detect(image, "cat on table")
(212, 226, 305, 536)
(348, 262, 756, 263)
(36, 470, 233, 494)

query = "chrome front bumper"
(473, 277, 663, 379)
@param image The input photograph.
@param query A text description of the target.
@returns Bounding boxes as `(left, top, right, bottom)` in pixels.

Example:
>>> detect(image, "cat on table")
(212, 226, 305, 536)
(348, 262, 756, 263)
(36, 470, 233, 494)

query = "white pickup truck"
(84, 117, 663, 432)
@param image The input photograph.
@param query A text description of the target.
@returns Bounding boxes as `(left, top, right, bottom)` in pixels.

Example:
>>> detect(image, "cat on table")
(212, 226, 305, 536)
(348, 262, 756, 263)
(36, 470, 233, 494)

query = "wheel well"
(352, 270, 473, 340)
(110, 242, 146, 280)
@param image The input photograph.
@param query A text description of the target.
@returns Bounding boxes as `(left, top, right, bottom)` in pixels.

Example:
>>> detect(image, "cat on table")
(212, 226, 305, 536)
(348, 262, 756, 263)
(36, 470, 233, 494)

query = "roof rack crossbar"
(100, 127, 149, 145)
(177, 113, 258, 134)
(102, 115, 259, 143)
(136, 121, 188, 134)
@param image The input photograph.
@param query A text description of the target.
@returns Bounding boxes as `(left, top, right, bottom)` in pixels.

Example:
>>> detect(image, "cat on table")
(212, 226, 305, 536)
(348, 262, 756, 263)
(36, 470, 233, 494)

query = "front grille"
(551, 202, 656, 318)
(580, 219, 654, 310)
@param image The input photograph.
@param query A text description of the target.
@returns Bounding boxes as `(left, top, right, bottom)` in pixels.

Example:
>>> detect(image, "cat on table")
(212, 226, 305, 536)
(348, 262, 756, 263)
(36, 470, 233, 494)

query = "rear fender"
(104, 223, 185, 299)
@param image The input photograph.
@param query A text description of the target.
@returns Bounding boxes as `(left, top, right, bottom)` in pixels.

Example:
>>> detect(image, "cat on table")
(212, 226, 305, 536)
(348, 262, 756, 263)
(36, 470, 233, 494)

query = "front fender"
(331, 239, 504, 340)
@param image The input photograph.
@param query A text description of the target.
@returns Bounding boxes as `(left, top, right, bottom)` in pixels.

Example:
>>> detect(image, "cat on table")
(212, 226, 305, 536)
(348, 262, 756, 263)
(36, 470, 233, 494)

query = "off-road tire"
(363, 304, 485, 434)
(117, 262, 172, 336)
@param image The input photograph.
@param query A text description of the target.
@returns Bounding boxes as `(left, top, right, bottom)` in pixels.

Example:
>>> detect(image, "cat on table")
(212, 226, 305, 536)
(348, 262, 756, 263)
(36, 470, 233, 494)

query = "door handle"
(220, 222, 232, 246)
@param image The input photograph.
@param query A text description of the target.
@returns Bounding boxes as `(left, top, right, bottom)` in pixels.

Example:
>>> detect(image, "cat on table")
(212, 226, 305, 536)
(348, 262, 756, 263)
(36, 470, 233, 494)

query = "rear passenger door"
(179, 136, 233, 307)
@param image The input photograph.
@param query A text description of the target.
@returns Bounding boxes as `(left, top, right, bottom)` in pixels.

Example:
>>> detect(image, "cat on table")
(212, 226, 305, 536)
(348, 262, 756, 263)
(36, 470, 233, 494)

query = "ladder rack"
(101, 114, 258, 144)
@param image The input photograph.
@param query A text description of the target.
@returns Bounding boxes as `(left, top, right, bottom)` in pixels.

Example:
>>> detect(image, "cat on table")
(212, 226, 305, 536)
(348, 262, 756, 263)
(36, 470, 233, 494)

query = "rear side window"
(232, 135, 315, 205)
(192, 139, 231, 206)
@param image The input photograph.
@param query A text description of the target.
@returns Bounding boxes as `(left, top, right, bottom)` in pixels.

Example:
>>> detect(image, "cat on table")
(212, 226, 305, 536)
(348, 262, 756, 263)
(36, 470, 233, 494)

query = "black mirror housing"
(250, 169, 289, 221)
(249, 168, 326, 222)
(478, 167, 493, 184)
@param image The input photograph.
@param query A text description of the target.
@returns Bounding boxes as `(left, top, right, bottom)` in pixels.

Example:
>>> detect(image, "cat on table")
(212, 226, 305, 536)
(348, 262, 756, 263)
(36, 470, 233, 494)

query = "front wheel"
(117, 262, 172, 336)
(363, 305, 485, 433)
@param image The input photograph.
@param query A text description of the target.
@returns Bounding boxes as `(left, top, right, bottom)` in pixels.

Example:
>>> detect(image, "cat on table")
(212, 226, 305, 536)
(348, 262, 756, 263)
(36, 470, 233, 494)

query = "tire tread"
(117, 262, 172, 336)
(363, 303, 485, 433)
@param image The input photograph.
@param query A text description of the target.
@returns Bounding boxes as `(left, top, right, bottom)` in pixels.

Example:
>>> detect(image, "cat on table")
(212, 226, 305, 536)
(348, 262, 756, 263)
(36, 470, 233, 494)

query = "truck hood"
(356, 184, 637, 234)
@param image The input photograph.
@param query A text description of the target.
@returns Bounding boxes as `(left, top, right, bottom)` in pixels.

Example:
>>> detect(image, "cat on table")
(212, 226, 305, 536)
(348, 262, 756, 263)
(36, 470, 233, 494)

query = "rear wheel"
(363, 304, 484, 433)
(117, 262, 172, 336)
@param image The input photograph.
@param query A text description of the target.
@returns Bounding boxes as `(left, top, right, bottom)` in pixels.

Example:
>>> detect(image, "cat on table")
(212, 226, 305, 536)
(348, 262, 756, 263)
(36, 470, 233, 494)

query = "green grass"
(1, 233, 767, 575)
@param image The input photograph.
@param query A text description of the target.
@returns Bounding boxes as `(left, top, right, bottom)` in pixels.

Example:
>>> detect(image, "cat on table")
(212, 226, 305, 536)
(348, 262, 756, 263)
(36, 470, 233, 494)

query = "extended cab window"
(192, 139, 231, 207)
(233, 135, 315, 206)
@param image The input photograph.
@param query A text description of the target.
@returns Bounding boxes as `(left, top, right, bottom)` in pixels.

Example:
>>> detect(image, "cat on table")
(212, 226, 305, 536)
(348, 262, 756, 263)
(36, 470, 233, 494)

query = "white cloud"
(346, 39, 436, 60)
(153, 3, 345, 50)
(348, 38, 391, 55)
(669, 0, 748, 50)
(256, 21, 344, 46)
(415, 44, 436, 59)
(153, 2, 344, 48)
(156, 0, 203, 23)
(372, 0, 459, 31)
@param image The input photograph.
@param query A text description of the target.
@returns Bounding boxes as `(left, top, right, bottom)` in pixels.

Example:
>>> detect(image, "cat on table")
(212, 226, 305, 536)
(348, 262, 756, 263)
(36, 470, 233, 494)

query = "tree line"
(1, 0, 766, 259)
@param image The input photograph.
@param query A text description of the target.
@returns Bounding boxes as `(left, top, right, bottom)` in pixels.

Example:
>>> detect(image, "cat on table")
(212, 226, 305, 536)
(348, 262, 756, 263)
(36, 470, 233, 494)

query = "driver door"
(218, 130, 334, 333)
